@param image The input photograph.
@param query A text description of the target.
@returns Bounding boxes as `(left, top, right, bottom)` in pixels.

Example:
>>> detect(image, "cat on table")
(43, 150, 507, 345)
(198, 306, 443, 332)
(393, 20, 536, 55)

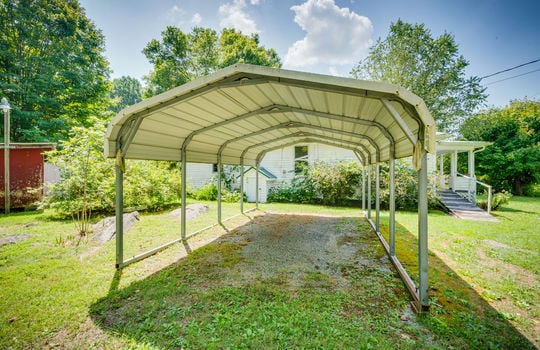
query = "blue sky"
(79, 0, 540, 108)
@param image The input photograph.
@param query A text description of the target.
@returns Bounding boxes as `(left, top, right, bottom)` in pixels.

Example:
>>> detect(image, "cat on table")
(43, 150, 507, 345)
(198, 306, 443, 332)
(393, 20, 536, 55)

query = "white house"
(185, 138, 490, 203)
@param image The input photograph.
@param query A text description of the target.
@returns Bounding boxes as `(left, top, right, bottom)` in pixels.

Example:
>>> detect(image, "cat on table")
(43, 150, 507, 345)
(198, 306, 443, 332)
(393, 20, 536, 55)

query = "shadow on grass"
(90, 213, 535, 349)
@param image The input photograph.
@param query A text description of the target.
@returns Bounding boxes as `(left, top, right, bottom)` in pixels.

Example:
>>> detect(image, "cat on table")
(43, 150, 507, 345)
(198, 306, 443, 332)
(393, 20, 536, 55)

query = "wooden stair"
(438, 190, 498, 222)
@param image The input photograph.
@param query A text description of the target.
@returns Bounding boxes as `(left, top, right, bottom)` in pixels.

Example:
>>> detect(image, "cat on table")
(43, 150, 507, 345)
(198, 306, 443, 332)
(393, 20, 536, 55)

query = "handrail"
(456, 173, 492, 214)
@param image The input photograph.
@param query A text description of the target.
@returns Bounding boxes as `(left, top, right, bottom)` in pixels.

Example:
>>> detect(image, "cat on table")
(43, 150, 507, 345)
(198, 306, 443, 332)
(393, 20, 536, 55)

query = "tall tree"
(143, 27, 281, 96)
(460, 99, 540, 195)
(109, 76, 142, 113)
(0, 0, 111, 142)
(351, 19, 486, 133)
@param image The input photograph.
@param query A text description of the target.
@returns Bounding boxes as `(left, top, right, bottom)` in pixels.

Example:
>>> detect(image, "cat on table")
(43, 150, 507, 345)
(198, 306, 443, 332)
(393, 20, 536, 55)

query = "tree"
(0, 0, 111, 143)
(142, 27, 281, 96)
(460, 99, 540, 195)
(350, 20, 486, 133)
(109, 76, 143, 113)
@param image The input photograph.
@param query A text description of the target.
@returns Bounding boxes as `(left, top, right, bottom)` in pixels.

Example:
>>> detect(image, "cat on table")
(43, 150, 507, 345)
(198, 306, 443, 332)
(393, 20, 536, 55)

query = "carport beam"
(217, 155, 222, 224)
(418, 149, 429, 310)
(389, 157, 396, 256)
(255, 162, 259, 208)
(367, 165, 371, 220)
(115, 157, 124, 269)
(181, 148, 187, 239)
(240, 158, 244, 213)
(375, 163, 380, 231)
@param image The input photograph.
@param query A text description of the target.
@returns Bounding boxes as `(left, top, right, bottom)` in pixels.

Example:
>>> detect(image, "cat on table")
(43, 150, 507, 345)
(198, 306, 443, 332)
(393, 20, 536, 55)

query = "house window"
(294, 145, 308, 174)
(212, 163, 218, 173)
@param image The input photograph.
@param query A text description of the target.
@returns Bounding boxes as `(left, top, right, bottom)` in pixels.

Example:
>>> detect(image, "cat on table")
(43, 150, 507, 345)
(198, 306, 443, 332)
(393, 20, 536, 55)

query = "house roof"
(242, 166, 277, 179)
(105, 64, 436, 166)
(436, 140, 492, 154)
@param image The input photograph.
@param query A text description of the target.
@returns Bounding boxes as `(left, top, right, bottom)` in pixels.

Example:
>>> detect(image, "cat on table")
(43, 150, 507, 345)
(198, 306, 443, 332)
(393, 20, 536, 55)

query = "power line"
(480, 58, 540, 80)
(485, 67, 540, 86)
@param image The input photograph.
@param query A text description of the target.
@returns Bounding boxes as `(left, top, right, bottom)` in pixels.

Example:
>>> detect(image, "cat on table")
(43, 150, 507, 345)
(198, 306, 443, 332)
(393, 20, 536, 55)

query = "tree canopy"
(351, 19, 486, 133)
(109, 76, 143, 113)
(460, 99, 540, 195)
(0, 0, 111, 142)
(142, 27, 281, 96)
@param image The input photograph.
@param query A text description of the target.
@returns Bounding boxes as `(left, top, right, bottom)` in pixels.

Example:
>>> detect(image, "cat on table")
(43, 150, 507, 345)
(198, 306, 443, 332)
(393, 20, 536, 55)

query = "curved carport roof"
(105, 64, 435, 312)
(105, 64, 435, 166)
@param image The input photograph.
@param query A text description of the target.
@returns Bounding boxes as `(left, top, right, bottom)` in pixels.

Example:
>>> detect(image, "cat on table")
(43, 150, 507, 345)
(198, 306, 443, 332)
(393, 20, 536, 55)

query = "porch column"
(439, 154, 445, 189)
(450, 151, 458, 189)
(468, 150, 475, 178)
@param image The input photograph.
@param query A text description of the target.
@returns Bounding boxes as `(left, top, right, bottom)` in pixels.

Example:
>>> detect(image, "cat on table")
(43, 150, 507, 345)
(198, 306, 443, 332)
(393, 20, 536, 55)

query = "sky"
(79, 0, 540, 108)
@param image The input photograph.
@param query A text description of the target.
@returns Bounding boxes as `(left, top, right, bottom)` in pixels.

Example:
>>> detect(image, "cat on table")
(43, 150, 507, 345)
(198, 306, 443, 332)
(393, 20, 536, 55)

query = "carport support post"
(367, 165, 371, 220)
(240, 158, 244, 213)
(217, 156, 222, 224)
(375, 163, 380, 231)
(181, 149, 187, 239)
(418, 149, 429, 310)
(255, 162, 260, 209)
(115, 153, 124, 269)
(361, 165, 366, 212)
(389, 157, 396, 256)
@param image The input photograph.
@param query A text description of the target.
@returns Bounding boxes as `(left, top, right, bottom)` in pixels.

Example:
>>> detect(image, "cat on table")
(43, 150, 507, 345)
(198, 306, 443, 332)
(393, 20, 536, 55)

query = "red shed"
(1, 143, 56, 209)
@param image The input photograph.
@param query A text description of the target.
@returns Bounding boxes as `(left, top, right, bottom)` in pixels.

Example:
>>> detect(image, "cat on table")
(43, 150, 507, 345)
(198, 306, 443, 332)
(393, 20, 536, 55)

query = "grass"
(0, 197, 538, 348)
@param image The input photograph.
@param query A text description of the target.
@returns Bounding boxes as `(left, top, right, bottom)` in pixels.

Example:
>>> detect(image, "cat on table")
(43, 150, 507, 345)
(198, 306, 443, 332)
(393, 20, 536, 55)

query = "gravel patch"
(220, 212, 368, 288)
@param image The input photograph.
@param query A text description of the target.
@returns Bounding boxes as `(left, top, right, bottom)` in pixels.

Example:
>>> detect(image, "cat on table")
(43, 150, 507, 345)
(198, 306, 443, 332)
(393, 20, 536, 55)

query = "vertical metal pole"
(375, 163, 380, 232)
(389, 157, 396, 256)
(240, 158, 244, 213)
(439, 154, 444, 189)
(255, 162, 259, 209)
(367, 165, 371, 220)
(181, 149, 187, 239)
(217, 156, 222, 224)
(418, 149, 429, 309)
(115, 154, 124, 269)
(3, 107, 10, 214)
(361, 165, 366, 212)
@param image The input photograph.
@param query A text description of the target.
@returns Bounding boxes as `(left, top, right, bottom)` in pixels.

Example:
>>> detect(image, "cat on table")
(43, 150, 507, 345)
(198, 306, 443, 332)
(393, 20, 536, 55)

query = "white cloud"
(219, 0, 260, 35)
(285, 0, 373, 67)
(191, 13, 202, 25)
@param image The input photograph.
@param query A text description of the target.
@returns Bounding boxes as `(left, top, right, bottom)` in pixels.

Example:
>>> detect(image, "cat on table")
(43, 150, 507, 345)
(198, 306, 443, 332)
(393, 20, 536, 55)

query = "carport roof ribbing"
(105, 64, 435, 166)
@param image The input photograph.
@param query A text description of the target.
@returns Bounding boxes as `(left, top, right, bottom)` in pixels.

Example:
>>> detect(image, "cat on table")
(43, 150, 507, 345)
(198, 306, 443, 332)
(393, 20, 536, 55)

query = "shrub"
(193, 183, 218, 201)
(523, 183, 540, 197)
(477, 191, 512, 211)
(267, 175, 316, 203)
(44, 119, 184, 228)
(310, 161, 362, 205)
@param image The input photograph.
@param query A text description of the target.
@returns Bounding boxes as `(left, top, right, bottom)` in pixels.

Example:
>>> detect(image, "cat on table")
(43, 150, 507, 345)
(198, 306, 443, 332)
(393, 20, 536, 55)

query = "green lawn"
(0, 197, 538, 349)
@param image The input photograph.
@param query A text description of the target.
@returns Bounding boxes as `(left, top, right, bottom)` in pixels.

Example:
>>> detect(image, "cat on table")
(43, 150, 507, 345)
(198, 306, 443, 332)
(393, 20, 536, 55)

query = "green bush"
(477, 191, 512, 211)
(523, 183, 540, 197)
(44, 119, 183, 225)
(310, 161, 362, 205)
(267, 175, 316, 203)
(192, 181, 244, 203)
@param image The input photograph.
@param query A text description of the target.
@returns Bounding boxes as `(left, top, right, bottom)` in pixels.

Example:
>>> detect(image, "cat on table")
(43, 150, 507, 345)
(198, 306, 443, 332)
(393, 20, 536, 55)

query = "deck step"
(438, 190, 498, 222)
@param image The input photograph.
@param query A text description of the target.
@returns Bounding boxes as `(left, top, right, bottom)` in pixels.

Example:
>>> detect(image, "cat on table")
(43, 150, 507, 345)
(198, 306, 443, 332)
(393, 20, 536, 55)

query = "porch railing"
(456, 173, 492, 214)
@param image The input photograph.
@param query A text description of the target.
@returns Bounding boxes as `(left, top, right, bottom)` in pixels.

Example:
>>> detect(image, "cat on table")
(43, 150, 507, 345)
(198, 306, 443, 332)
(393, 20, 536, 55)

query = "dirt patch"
(217, 212, 386, 289)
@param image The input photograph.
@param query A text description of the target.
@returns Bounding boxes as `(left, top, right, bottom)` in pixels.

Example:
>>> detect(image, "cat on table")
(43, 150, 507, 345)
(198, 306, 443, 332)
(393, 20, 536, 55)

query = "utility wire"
(484, 67, 540, 86)
(480, 58, 540, 80)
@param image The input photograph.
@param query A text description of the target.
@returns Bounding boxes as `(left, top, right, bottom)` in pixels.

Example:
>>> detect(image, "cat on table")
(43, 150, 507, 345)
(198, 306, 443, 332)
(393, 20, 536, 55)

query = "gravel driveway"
(218, 212, 392, 288)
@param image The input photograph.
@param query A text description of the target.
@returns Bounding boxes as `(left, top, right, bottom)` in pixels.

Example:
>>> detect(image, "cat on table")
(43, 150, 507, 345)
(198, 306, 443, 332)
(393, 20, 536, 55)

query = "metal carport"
(104, 64, 436, 311)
